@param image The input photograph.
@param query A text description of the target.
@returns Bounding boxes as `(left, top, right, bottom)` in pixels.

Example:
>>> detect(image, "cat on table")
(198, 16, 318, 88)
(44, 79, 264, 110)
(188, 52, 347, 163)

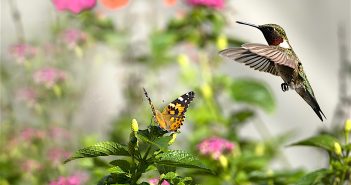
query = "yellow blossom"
(177, 54, 189, 69)
(334, 142, 342, 156)
(168, 133, 177, 145)
(131, 119, 139, 132)
(219, 155, 228, 168)
(201, 83, 213, 99)
(216, 34, 228, 50)
(345, 119, 351, 132)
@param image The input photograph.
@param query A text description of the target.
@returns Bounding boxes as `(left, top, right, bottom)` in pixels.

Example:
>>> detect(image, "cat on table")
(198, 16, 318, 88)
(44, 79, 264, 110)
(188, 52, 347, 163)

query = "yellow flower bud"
(216, 34, 228, 50)
(255, 143, 265, 156)
(177, 54, 190, 69)
(131, 119, 139, 132)
(345, 119, 351, 132)
(201, 83, 212, 99)
(334, 142, 342, 156)
(218, 155, 228, 168)
(168, 133, 177, 145)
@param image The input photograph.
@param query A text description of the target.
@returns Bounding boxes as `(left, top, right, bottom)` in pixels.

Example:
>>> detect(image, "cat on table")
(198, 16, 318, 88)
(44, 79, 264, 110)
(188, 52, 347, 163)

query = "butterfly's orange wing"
(161, 91, 195, 131)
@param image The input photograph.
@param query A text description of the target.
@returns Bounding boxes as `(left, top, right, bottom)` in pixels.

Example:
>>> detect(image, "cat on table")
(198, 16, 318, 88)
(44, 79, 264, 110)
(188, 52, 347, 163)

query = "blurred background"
(1, 0, 350, 184)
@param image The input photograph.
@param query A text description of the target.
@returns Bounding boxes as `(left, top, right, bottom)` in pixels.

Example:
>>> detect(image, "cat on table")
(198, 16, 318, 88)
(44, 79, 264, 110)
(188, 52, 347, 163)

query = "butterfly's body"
(143, 88, 195, 132)
(219, 21, 326, 121)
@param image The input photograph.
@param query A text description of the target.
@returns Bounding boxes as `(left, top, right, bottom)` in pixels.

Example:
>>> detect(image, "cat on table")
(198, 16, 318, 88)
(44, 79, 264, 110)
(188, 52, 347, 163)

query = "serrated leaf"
(107, 166, 125, 174)
(64, 141, 129, 163)
(289, 135, 339, 152)
(109, 160, 130, 172)
(155, 150, 212, 172)
(137, 134, 171, 152)
(296, 169, 330, 185)
(229, 79, 275, 112)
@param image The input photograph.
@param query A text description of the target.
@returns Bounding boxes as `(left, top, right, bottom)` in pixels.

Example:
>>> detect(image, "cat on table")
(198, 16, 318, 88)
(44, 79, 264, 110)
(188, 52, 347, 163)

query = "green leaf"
(137, 134, 172, 152)
(64, 141, 129, 163)
(109, 160, 130, 172)
(229, 79, 275, 112)
(107, 166, 125, 174)
(155, 150, 212, 172)
(296, 169, 330, 185)
(289, 134, 339, 152)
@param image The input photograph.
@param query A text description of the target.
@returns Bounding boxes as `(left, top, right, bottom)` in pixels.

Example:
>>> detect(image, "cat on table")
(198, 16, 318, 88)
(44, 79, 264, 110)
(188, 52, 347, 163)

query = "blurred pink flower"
(197, 137, 234, 159)
(49, 173, 87, 185)
(21, 128, 46, 141)
(62, 28, 87, 48)
(52, 0, 96, 14)
(186, 0, 224, 9)
(21, 159, 42, 172)
(33, 67, 66, 88)
(49, 127, 71, 140)
(149, 178, 170, 185)
(47, 148, 71, 166)
(16, 87, 37, 105)
(9, 43, 37, 63)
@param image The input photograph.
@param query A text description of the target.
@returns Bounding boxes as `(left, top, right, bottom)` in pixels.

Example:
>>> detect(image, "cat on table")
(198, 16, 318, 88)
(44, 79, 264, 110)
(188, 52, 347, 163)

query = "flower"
(21, 159, 42, 172)
(33, 67, 66, 88)
(149, 178, 170, 185)
(61, 28, 87, 48)
(52, 0, 96, 14)
(20, 128, 46, 141)
(47, 148, 71, 166)
(9, 43, 37, 63)
(334, 142, 342, 156)
(197, 137, 234, 159)
(186, 0, 224, 9)
(131, 119, 139, 132)
(16, 87, 37, 105)
(49, 173, 87, 185)
(345, 119, 351, 133)
(100, 0, 129, 10)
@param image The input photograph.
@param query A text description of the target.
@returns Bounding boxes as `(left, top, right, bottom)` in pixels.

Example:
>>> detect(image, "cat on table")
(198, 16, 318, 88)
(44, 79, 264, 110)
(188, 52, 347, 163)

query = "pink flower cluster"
(16, 87, 37, 105)
(21, 159, 42, 172)
(186, 0, 224, 9)
(49, 175, 84, 185)
(197, 137, 234, 159)
(9, 43, 37, 63)
(21, 128, 46, 141)
(33, 67, 66, 88)
(149, 178, 170, 185)
(52, 0, 96, 14)
(47, 148, 71, 166)
(62, 28, 87, 48)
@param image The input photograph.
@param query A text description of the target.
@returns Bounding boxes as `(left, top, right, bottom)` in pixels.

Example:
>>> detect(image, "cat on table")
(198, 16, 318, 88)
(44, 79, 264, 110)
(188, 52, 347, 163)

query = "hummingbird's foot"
(281, 83, 289, 92)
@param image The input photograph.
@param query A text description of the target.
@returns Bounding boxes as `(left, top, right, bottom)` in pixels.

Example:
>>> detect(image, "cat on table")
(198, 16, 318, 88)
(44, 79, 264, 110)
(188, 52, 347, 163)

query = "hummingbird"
(219, 21, 326, 121)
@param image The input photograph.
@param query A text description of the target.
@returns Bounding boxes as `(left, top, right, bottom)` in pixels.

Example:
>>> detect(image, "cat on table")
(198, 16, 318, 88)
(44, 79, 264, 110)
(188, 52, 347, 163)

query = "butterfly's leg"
(281, 83, 289, 92)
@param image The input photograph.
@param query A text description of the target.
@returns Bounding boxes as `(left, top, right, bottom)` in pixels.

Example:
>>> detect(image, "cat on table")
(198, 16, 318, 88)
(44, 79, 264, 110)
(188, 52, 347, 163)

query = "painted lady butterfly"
(143, 88, 195, 132)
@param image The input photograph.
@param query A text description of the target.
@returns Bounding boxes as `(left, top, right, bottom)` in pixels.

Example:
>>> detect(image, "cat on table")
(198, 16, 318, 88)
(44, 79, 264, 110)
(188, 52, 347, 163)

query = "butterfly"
(143, 88, 195, 132)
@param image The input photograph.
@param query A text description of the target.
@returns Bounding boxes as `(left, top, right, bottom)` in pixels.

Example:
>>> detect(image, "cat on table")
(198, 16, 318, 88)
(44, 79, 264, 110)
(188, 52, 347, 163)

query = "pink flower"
(61, 28, 87, 48)
(21, 159, 42, 172)
(197, 137, 234, 159)
(9, 43, 37, 63)
(52, 0, 96, 14)
(186, 0, 224, 9)
(47, 148, 71, 166)
(149, 178, 170, 185)
(16, 87, 37, 105)
(20, 128, 46, 141)
(33, 67, 66, 88)
(49, 173, 87, 185)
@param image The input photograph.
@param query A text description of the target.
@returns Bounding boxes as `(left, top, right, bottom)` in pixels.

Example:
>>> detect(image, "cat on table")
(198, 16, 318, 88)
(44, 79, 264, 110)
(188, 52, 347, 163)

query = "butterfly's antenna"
(143, 88, 157, 117)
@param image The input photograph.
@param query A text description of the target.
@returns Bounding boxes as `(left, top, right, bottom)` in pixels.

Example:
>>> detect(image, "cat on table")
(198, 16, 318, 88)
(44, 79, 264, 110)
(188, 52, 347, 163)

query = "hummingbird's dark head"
(237, 21, 290, 48)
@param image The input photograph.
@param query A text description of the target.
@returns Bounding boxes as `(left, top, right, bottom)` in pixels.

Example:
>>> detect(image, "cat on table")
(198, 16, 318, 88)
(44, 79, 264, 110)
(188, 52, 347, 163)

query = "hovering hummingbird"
(219, 21, 326, 121)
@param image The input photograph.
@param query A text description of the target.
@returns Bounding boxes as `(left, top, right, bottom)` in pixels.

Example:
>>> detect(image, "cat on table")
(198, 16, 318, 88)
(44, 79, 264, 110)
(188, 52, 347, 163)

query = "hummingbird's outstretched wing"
(219, 43, 296, 76)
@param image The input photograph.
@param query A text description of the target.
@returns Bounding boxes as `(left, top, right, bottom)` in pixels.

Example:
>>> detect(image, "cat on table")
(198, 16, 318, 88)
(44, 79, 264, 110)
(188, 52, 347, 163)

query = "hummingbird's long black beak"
(236, 21, 260, 29)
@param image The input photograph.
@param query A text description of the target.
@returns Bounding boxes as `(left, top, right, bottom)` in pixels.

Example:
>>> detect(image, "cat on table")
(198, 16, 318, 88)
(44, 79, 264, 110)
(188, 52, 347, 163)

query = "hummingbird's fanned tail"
(295, 87, 326, 121)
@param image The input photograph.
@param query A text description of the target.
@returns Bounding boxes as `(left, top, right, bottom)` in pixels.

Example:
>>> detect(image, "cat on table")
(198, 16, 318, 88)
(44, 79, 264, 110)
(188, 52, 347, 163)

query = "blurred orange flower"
(100, 0, 129, 9)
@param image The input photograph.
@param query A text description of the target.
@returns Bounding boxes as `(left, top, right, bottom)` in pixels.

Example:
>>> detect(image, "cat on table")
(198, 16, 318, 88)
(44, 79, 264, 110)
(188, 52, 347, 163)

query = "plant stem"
(7, 0, 25, 42)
